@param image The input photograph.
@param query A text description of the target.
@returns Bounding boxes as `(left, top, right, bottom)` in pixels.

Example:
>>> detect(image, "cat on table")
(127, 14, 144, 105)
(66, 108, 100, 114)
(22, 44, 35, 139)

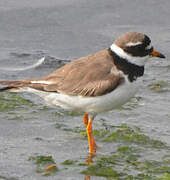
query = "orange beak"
(151, 49, 165, 58)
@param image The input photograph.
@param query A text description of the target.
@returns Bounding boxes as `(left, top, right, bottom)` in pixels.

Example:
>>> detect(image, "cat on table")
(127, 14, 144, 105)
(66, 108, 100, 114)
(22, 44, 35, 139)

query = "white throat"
(110, 44, 149, 67)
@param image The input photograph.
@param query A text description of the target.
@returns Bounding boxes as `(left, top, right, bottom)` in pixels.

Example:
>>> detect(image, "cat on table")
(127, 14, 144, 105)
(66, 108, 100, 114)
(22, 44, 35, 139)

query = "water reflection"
(84, 153, 96, 180)
(86, 153, 96, 165)
(84, 175, 91, 180)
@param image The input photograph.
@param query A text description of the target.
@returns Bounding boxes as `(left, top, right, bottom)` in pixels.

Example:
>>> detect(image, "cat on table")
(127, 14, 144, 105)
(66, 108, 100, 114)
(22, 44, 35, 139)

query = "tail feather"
(0, 80, 48, 92)
(0, 86, 20, 92)
(0, 80, 30, 92)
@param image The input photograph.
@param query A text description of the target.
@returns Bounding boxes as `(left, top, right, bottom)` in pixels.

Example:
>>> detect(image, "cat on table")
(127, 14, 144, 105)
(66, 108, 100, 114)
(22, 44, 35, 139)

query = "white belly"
(24, 77, 140, 114)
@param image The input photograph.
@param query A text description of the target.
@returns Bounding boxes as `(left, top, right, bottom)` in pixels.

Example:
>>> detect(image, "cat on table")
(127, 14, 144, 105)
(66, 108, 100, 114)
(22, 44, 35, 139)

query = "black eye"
(146, 46, 153, 54)
(125, 44, 148, 57)
(145, 44, 153, 54)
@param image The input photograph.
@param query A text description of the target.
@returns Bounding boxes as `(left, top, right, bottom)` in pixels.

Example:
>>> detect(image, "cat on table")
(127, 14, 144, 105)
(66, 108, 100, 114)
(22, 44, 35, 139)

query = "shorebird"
(0, 32, 165, 154)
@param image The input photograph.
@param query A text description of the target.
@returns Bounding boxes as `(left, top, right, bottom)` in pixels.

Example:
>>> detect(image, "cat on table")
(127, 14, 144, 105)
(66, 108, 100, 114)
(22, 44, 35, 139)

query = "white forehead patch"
(126, 41, 142, 47)
(110, 44, 149, 67)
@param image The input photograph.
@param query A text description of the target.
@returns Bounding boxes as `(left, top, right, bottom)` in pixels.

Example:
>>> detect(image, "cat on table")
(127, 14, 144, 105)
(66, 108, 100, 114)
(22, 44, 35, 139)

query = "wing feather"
(0, 49, 124, 97)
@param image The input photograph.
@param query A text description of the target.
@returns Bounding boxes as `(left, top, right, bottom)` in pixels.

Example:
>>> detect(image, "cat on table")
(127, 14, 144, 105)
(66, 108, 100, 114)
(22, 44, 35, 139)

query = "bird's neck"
(108, 48, 144, 82)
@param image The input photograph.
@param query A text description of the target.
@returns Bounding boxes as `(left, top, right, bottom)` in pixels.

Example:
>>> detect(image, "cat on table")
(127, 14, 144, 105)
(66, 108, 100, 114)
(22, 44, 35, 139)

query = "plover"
(0, 32, 165, 154)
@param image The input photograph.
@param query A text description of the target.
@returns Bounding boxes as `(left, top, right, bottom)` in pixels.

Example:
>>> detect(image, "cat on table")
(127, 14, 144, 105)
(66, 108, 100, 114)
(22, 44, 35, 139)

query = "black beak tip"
(159, 53, 166, 58)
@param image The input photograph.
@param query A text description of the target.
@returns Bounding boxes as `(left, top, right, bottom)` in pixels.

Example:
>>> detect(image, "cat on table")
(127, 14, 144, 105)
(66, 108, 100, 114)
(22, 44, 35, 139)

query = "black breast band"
(109, 48, 144, 82)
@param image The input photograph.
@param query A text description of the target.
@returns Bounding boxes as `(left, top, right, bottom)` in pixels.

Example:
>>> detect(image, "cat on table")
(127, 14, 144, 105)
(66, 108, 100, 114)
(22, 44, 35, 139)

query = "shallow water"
(0, 0, 170, 179)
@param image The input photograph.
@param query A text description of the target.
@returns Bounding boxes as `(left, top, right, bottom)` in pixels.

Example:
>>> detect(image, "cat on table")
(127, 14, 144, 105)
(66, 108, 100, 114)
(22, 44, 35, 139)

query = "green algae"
(69, 111, 84, 116)
(0, 175, 18, 180)
(117, 145, 139, 154)
(29, 155, 55, 165)
(54, 110, 83, 117)
(72, 123, 167, 149)
(60, 146, 166, 179)
(103, 124, 166, 149)
(57, 123, 170, 179)
(82, 164, 119, 178)
(29, 155, 58, 176)
(148, 80, 170, 93)
(157, 174, 170, 180)
(78, 128, 110, 140)
(80, 146, 170, 179)
(54, 121, 170, 178)
(0, 92, 34, 111)
(54, 111, 64, 117)
(62, 160, 77, 165)
(25, 122, 170, 179)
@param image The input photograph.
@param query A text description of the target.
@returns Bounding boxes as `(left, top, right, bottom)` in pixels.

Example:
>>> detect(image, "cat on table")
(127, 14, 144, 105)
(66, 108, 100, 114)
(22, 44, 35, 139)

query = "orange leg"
(83, 112, 89, 127)
(83, 113, 98, 153)
(86, 117, 94, 153)
(92, 134, 98, 149)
